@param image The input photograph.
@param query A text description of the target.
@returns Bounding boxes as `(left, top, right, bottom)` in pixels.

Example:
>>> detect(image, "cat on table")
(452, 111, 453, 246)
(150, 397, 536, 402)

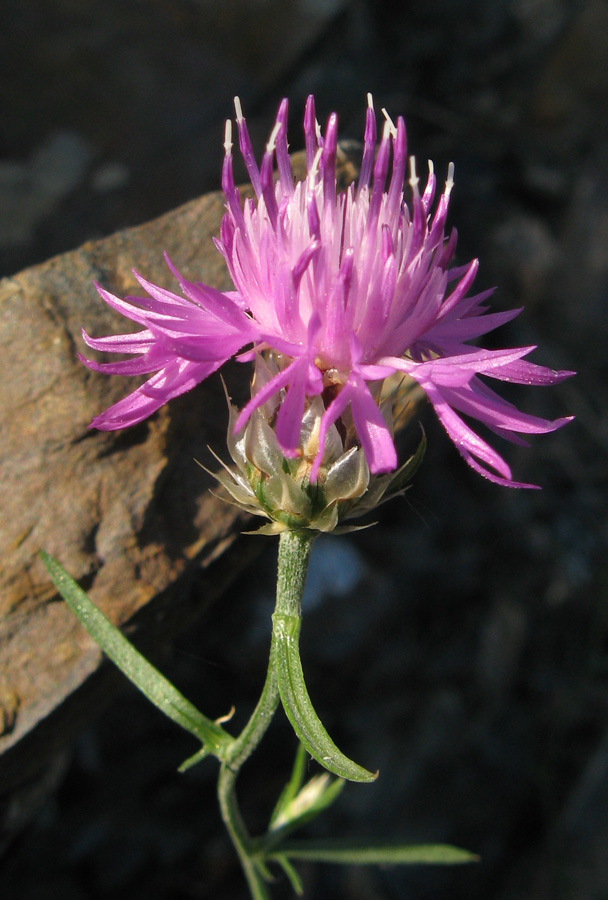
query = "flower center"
(320, 366, 348, 388)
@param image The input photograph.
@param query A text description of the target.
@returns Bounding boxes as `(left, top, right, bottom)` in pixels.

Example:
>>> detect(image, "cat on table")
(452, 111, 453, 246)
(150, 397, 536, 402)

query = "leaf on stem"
(40, 551, 232, 758)
(273, 855, 304, 895)
(272, 613, 377, 783)
(269, 839, 479, 866)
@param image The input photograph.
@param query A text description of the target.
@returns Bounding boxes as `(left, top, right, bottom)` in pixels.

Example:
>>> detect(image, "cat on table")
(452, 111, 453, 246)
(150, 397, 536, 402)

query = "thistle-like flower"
(81, 95, 573, 488)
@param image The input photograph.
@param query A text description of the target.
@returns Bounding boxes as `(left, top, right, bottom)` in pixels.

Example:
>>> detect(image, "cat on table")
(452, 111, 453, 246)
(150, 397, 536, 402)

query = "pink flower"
(81, 95, 573, 488)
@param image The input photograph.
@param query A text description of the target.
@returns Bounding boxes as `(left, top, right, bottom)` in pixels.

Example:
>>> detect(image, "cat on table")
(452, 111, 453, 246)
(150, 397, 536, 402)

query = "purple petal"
(93, 283, 149, 327)
(78, 350, 171, 376)
(304, 94, 320, 170)
(421, 380, 515, 481)
(90, 358, 222, 430)
(147, 325, 249, 363)
(275, 359, 308, 455)
(322, 112, 338, 211)
(90, 389, 166, 430)
(81, 327, 154, 354)
(234, 97, 262, 197)
(322, 251, 354, 359)
(485, 359, 576, 385)
(439, 259, 479, 316)
(458, 448, 540, 489)
(131, 270, 189, 308)
(441, 381, 571, 435)
(233, 357, 302, 434)
(427, 308, 522, 343)
(349, 376, 397, 473)
(311, 383, 354, 482)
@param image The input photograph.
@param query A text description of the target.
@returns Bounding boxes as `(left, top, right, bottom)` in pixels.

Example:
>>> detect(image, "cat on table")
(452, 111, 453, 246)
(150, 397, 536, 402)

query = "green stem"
(275, 529, 315, 616)
(217, 530, 316, 899)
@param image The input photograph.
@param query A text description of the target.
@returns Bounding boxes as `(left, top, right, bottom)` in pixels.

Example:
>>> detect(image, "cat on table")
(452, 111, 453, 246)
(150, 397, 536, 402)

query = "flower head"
(81, 95, 573, 488)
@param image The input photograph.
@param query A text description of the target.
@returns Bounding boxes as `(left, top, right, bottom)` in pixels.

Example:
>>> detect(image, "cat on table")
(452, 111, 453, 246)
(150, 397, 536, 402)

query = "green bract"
(207, 356, 426, 535)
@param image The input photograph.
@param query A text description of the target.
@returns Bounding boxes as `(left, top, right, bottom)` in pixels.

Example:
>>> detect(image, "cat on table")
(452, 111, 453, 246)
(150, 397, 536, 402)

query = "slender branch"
(217, 530, 316, 899)
(218, 758, 271, 900)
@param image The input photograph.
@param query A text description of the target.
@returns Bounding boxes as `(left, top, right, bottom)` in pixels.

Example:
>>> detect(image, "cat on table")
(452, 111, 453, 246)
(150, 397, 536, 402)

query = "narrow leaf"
(272, 613, 377, 783)
(40, 552, 232, 757)
(274, 855, 304, 895)
(178, 747, 211, 773)
(271, 839, 479, 865)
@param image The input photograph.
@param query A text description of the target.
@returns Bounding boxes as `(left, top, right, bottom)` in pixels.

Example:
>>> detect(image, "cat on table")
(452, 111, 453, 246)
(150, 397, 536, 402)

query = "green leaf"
(178, 747, 211, 773)
(40, 552, 232, 758)
(270, 839, 479, 866)
(273, 855, 304, 895)
(272, 613, 377, 783)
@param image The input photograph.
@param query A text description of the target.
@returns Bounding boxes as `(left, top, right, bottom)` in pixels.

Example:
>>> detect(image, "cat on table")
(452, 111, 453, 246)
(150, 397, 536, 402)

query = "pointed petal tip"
(465, 454, 542, 489)
(309, 454, 322, 484)
(94, 281, 117, 302)
(554, 414, 575, 428)
(162, 252, 185, 284)
(89, 413, 115, 431)
(232, 407, 249, 435)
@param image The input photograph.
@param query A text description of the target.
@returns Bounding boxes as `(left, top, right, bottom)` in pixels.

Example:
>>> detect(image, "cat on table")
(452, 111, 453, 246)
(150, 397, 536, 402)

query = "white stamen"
(367, 92, 374, 111)
(234, 96, 244, 123)
(409, 156, 419, 195)
(445, 161, 455, 196)
(381, 107, 397, 139)
(428, 159, 434, 176)
(314, 118, 322, 144)
(309, 146, 323, 182)
(266, 121, 281, 154)
(223, 119, 232, 155)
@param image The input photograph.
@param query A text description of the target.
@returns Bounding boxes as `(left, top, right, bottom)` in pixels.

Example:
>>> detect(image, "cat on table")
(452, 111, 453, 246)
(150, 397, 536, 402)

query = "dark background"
(1, 0, 606, 898)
